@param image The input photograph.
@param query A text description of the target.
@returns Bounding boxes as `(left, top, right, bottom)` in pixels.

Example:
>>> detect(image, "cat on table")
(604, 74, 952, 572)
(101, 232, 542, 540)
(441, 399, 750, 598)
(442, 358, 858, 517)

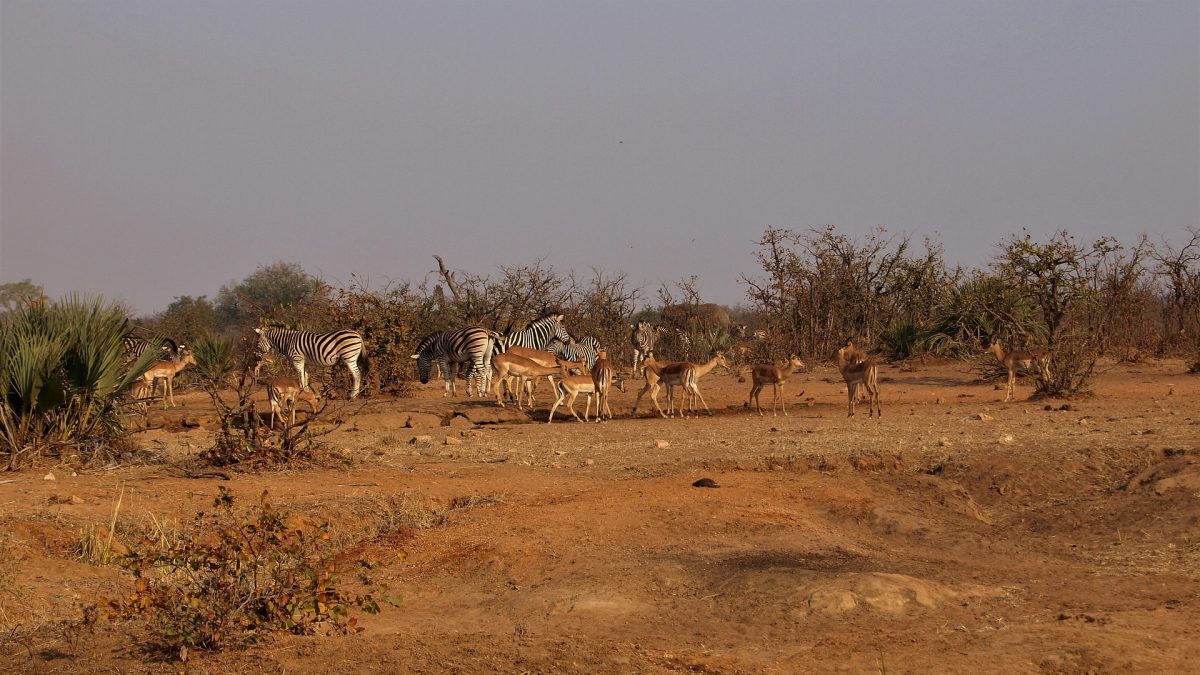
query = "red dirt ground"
(2, 358, 1198, 673)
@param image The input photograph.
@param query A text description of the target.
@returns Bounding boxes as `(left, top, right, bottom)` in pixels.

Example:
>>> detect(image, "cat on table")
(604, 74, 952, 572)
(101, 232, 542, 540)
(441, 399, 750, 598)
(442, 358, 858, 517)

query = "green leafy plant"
(0, 296, 161, 469)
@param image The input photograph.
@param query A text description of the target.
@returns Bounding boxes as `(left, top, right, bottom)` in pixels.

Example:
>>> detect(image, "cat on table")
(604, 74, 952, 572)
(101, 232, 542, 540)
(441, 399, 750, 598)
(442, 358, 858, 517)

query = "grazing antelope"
(836, 346, 880, 417)
(141, 349, 197, 408)
(748, 356, 807, 417)
(256, 327, 365, 399)
(988, 340, 1052, 402)
(265, 376, 321, 429)
(496, 345, 563, 404)
(630, 352, 681, 418)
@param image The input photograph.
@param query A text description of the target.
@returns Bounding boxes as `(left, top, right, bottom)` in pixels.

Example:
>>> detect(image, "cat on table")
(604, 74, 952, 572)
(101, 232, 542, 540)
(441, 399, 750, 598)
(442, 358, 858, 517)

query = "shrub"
(0, 297, 161, 470)
(95, 488, 380, 655)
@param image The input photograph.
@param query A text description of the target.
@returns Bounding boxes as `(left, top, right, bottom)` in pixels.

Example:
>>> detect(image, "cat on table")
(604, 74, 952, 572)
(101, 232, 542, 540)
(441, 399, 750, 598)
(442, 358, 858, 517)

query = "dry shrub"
(93, 488, 381, 656)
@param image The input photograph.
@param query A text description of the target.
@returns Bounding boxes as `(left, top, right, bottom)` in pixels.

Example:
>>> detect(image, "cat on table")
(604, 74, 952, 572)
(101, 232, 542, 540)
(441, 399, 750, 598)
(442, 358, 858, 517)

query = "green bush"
(0, 297, 160, 469)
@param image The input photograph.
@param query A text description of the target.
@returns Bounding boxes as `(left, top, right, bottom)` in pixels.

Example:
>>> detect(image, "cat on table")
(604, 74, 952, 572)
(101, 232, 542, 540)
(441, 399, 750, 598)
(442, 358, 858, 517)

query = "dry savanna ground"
(2, 358, 1199, 673)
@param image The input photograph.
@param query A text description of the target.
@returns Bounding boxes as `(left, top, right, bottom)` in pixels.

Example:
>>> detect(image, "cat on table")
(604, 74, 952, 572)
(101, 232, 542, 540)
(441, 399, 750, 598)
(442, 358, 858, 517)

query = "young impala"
(491, 352, 584, 409)
(988, 340, 1052, 402)
(265, 376, 321, 429)
(591, 350, 622, 422)
(748, 356, 806, 417)
(836, 346, 880, 417)
(141, 348, 196, 408)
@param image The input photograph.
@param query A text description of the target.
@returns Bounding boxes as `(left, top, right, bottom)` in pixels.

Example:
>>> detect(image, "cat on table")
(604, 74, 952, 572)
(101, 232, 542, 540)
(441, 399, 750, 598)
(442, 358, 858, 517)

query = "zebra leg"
(346, 356, 362, 400)
(292, 355, 310, 393)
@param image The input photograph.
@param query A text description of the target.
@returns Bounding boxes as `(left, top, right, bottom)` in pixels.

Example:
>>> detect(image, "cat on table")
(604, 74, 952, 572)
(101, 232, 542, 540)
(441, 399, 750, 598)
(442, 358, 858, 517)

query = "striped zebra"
(410, 327, 500, 398)
(502, 314, 571, 351)
(629, 321, 656, 374)
(122, 334, 180, 362)
(548, 338, 597, 370)
(254, 327, 365, 399)
(577, 335, 601, 353)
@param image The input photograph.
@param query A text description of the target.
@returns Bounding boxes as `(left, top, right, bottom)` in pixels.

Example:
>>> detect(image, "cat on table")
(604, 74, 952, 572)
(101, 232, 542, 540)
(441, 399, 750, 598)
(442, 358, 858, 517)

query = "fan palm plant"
(1, 296, 160, 469)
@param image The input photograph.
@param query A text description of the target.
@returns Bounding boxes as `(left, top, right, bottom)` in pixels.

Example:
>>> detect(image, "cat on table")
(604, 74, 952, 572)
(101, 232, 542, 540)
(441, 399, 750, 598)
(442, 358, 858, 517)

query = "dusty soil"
(2, 359, 1199, 673)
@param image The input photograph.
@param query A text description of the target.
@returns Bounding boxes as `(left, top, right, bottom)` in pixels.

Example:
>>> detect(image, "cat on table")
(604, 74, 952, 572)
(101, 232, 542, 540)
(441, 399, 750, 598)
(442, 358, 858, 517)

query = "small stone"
(939, 437, 952, 447)
(692, 477, 720, 488)
(409, 435, 433, 445)
(769, 427, 780, 432)
(1059, 404, 1072, 411)
(654, 440, 670, 450)
(584, 458, 594, 466)
(999, 434, 1015, 445)
(936, 398, 945, 405)
(447, 415, 475, 429)
(461, 429, 485, 438)
(554, 450, 567, 455)
(71, 495, 84, 505)
(444, 436, 463, 445)
(43, 472, 56, 481)
(973, 413, 994, 422)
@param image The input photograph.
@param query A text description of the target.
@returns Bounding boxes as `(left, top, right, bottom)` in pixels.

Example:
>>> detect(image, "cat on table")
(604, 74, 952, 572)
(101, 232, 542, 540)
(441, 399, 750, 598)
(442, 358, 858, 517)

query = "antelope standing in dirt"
(491, 353, 584, 409)
(141, 349, 196, 408)
(591, 350, 622, 422)
(748, 356, 806, 417)
(548, 374, 597, 423)
(265, 376, 321, 429)
(836, 346, 880, 417)
(988, 341, 1052, 402)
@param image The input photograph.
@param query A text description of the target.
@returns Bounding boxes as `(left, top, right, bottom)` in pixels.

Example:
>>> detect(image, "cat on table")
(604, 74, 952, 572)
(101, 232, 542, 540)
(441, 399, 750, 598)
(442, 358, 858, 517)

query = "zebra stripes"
(255, 327, 365, 399)
(122, 334, 179, 362)
(630, 321, 656, 374)
(548, 338, 597, 370)
(410, 327, 499, 397)
(503, 314, 571, 351)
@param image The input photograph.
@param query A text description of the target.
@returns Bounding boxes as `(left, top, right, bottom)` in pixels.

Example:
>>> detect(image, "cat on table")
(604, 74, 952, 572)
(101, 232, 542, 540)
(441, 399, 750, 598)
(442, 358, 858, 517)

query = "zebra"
(577, 335, 601, 353)
(629, 321, 656, 375)
(547, 338, 597, 370)
(122, 334, 180, 362)
(254, 327, 365, 399)
(502, 314, 571, 351)
(410, 327, 500, 398)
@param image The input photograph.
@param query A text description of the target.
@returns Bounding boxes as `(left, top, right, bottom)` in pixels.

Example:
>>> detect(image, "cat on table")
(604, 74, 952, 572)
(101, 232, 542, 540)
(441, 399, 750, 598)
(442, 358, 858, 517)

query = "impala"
(748, 356, 806, 417)
(491, 353, 583, 409)
(141, 349, 196, 408)
(265, 376, 321, 429)
(630, 352, 681, 418)
(988, 341, 1052, 402)
(591, 350, 622, 422)
(836, 346, 880, 417)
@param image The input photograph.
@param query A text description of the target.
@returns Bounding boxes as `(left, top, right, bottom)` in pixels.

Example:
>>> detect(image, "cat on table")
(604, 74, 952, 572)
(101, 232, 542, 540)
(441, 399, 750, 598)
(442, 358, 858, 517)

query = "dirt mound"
(803, 572, 1005, 614)
(1125, 456, 1200, 495)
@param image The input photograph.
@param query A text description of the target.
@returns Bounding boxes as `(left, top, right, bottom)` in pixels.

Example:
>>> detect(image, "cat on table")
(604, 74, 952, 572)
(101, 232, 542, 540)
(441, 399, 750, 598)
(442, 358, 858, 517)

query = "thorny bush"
(93, 488, 381, 655)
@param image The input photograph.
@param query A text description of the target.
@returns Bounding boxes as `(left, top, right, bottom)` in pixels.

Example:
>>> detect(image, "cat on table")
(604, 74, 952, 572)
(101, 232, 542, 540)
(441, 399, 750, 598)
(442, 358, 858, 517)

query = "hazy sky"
(2, 1, 1197, 313)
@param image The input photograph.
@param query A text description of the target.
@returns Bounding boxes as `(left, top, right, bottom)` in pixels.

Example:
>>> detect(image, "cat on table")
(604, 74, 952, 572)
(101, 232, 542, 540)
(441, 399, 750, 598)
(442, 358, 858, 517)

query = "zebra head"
(253, 328, 274, 362)
(410, 334, 437, 384)
(545, 313, 571, 343)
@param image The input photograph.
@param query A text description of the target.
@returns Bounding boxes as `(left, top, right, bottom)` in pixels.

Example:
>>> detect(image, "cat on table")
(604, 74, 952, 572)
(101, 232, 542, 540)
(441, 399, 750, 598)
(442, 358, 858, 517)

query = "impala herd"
(123, 317, 1053, 428)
